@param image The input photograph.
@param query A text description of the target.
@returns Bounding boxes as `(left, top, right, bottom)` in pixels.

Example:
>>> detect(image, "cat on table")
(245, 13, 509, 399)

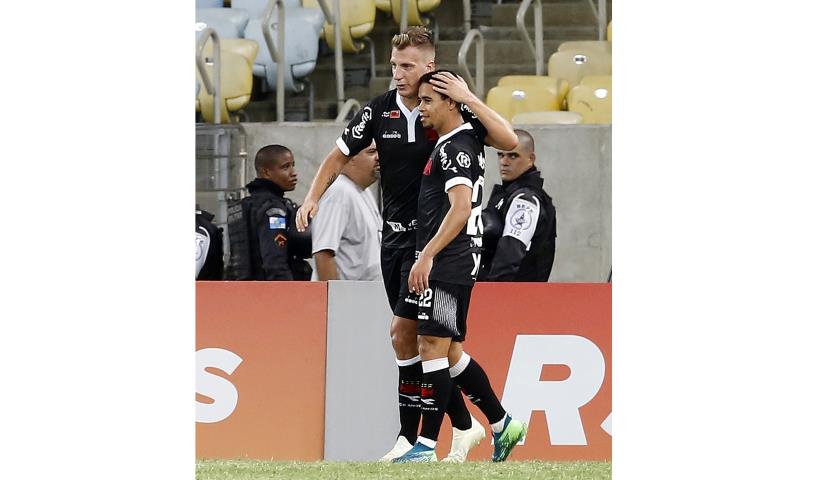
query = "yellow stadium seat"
(303, 0, 376, 53)
(512, 111, 584, 125)
(548, 48, 611, 91)
(607, 21, 612, 42)
(485, 84, 563, 121)
(196, 39, 259, 123)
(375, 0, 442, 26)
(567, 75, 611, 124)
(497, 75, 570, 110)
(557, 40, 611, 54)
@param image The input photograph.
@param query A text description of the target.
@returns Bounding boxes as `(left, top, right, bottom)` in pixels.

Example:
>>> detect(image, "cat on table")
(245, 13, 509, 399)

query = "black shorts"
(415, 280, 472, 342)
(380, 246, 418, 320)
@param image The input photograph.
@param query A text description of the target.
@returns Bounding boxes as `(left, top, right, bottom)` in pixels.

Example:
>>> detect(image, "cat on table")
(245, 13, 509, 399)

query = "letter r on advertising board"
(502, 335, 605, 445)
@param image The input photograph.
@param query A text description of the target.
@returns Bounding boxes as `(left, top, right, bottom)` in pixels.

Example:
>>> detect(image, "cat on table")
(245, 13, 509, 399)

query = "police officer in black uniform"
(226, 144, 312, 281)
(479, 129, 556, 282)
(296, 28, 519, 462)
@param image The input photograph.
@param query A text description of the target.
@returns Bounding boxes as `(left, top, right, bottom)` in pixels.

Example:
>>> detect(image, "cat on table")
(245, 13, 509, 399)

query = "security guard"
(479, 129, 556, 281)
(226, 144, 312, 280)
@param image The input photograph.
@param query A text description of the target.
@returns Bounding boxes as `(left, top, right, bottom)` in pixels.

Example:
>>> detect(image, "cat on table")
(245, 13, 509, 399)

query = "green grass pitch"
(196, 459, 611, 479)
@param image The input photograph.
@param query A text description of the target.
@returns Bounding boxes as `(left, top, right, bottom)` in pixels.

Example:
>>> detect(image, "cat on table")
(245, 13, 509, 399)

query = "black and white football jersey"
(416, 123, 486, 286)
(337, 90, 486, 250)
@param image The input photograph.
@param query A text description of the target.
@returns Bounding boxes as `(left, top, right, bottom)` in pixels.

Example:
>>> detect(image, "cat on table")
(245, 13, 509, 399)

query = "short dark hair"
(254, 144, 291, 173)
(418, 69, 461, 101)
(515, 129, 535, 153)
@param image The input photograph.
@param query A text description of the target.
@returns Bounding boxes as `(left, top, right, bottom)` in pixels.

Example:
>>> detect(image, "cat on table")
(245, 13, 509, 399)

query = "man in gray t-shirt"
(311, 142, 383, 280)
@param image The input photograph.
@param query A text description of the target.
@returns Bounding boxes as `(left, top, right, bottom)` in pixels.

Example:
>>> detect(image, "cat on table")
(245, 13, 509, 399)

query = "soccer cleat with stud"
(491, 415, 528, 462)
(392, 442, 437, 463)
(378, 436, 414, 462)
(442, 415, 486, 463)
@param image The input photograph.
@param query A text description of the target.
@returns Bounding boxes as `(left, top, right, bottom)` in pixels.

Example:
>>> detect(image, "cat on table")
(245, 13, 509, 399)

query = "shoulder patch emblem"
(268, 216, 287, 230)
(274, 233, 288, 247)
(456, 151, 471, 168)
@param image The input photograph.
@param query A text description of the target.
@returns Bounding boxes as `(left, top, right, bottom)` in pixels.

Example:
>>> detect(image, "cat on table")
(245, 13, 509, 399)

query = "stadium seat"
(243, 4, 324, 91)
(512, 111, 584, 125)
(567, 75, 611, 124)
(197, 0, 225, 8)
(548, 48, 611, 91)
(375, 0, 442, 27)
(485, 84, 563, 121)
(303, 0, 375, 53)
(497, 75, 570, 110)
(557, 40, 611, 54)
(195, 8, 251, 39)
(196, 38, 260, 123)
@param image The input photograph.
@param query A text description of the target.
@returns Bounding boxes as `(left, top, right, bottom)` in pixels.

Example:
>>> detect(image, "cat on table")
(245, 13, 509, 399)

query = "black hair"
(418, 69, 461, 101)
(254, 144, 292, 173)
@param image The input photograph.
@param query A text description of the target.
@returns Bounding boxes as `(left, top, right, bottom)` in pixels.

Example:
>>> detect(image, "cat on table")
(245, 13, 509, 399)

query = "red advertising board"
(433, 283, 611, 461)
(196, 281, 328, 460)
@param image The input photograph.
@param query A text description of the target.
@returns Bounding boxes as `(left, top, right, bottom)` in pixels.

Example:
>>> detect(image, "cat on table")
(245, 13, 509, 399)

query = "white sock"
(449, 352, 471, 378)
(491, 414, 508, 433)
(416, 436, 437, 449)
(395, 355, 421, 367)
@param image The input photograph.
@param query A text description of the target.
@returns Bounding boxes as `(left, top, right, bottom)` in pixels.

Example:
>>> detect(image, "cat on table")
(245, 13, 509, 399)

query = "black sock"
(451, 355, 506, 425)
(417, 358, 452, 443)
(445, 385, 472, 430)
(397, 358, 422, 444)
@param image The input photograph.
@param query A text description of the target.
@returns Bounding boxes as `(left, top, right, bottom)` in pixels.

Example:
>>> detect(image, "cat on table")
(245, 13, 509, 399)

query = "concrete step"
(492, 1, 612, 28)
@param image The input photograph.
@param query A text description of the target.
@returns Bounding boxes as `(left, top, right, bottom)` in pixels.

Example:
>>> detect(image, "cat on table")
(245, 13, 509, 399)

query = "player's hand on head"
(430, 72, 473, 104)
(295, 198, 318, 231)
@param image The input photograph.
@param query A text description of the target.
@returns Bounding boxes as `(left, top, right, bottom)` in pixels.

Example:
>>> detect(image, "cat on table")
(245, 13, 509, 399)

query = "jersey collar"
(435, 122, 474, 146)
(396, 94, 422, 142)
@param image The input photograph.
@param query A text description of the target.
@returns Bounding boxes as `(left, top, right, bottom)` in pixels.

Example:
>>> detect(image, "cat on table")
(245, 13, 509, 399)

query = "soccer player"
(392, 70, 527, 463)
(296, 27, 518, 462)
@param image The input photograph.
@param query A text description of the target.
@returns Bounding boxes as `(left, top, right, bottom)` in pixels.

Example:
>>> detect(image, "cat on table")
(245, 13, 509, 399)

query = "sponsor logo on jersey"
(456, 151, 471, 168)
(351, 107, 372, 139)
(478, 152, 486, 170)
(382, 130, 402, 139)
(423, 157, 432, 176)
(387, 110, 401, 118)
(386, 220, 417, 232)
(461, 103, 478, 118)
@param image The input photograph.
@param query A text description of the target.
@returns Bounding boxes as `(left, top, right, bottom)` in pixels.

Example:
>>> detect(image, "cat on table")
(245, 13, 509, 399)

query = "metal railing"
(260, 0, 285, 121)
(196, 27, 223, 124)
(517, 0, 544, 75)
(457, 28, 484, 98)
(314, 0, 360, 117)
(586, 0, 608, 40)
(335, 98, 361, 122)
(463, 0, 472, 33)
(399, 0, 409, 32)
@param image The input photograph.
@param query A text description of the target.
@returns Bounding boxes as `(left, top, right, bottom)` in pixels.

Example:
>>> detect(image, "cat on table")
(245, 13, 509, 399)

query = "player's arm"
(484, 193, 543, 281)
(429, 72, 518, 151)
(314, 250, 339, 280)
(408, 184, 472, 294)
(296, 146, 352, 231)
(297, 101, 377, 231)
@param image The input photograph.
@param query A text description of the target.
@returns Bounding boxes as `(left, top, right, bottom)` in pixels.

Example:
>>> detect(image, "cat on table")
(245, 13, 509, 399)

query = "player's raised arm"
(408, 184, 472, 294)
(429, 72, 518, 151)
(296, 146, 351, 231)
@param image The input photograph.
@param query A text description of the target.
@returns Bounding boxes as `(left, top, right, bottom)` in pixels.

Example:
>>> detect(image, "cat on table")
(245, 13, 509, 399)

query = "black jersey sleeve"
(337, 100, 378, 157)
(436, 140, 477, 193)
(460, 104, 488, 145)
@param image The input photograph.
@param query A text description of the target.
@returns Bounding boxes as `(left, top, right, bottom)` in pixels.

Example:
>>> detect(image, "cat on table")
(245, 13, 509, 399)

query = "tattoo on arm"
(325, 173, 338, 191)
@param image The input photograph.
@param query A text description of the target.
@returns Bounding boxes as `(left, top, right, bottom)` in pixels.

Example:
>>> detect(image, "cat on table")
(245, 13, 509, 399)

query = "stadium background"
(195, 0, 612, 468)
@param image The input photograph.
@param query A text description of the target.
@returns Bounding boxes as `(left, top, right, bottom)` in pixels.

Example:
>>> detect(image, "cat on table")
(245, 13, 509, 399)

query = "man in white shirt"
(311, 141, 383, 280)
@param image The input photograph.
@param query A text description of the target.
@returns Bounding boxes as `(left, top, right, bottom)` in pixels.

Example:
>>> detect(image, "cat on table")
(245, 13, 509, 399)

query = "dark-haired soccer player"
(296, 27, 518, 462)
(393, 70, 527, 463)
